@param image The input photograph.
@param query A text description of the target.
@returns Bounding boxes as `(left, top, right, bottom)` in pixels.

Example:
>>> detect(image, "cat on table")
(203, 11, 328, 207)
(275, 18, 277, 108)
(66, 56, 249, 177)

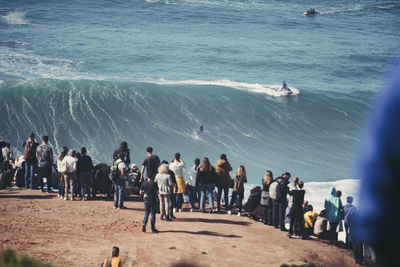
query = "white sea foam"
(147, 78, 300, 97)
(0, 46, 116, 81)
(1, 11, 29, 25)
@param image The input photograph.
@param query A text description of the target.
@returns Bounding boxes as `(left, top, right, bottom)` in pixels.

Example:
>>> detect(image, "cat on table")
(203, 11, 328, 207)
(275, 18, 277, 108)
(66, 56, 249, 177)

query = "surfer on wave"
(280, 81, 293, 95)
(198, 124, 204, 135)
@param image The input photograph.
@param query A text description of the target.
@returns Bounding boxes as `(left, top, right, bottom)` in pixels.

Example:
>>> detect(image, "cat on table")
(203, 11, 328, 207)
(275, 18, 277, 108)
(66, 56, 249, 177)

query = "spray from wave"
(146, 78, 300, 97)
(1, 11, 29, 25)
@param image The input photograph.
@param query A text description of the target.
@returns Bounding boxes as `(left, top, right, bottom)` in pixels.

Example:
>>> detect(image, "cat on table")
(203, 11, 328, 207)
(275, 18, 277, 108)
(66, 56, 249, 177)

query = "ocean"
(1, 0, 399, 208)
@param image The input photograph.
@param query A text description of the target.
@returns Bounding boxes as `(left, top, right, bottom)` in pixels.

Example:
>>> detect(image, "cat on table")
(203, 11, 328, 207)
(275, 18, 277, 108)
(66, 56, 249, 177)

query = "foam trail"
(146, 78, 300, 97)
(1, 11, 29, 25)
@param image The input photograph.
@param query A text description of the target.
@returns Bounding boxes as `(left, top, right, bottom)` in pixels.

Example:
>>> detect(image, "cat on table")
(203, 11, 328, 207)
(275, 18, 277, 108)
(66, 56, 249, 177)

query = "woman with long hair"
(261, 170, 273, 225)
(196, 157, 216, 213)
(229, 165, 247, 216)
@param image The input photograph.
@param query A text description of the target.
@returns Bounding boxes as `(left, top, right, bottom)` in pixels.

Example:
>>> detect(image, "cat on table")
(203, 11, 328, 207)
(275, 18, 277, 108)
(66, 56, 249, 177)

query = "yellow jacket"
(304, 211, 318, 228)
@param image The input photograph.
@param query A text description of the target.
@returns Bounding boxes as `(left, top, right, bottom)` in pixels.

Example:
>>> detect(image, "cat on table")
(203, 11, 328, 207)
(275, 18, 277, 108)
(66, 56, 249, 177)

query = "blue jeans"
(183, 185, 197, 208)
(176, 193, 183, 209)
(200, 183, 214, 210)
(24, 162, 36, 187)
(143, 198, 157, 230)
(79, 171, 91, 198)
(113, 182, 125, 208)
(217, 187, 230, 210)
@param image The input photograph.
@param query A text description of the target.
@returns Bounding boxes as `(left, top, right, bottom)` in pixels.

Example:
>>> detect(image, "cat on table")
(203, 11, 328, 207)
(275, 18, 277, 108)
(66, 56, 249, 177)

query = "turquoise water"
(1, 0, 399, 184)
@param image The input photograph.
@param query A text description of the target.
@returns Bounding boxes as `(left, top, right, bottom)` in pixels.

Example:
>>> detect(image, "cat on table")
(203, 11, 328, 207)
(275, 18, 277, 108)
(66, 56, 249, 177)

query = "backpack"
(109, 161, 122, 182)
(269, 181, 280, 200)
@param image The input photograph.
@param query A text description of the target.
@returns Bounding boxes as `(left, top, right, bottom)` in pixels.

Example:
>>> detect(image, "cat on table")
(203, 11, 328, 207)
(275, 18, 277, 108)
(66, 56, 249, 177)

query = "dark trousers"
(272, 199, 280, 228)
(176, 193, 183, 209)
(345, 223, 351, 249)
(351, 236, 363, 264)
(79, 171, 91, 198)
(263, 205, 273, 225)
(289, 208, 304, 236)
(230, 190, 244, 213)
(279, 202, 288, 230)
(328, 221, 339, 241)
(170, 192, 176, 216)
(304, 227, 313, 237)
(217, 187, 229, 211)
(38, 166, 52, 191)
(143, 198, 157, 230)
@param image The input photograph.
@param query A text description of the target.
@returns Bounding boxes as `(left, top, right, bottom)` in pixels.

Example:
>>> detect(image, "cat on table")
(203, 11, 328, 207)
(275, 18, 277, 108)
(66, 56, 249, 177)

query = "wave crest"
(147, 78, 300, 97)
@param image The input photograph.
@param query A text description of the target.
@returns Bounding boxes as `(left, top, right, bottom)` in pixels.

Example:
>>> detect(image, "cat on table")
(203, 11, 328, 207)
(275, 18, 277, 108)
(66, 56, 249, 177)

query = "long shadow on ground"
(0, 194, 54, 199)
(159, 230, 242, 238)
(174, 217, 251, 226)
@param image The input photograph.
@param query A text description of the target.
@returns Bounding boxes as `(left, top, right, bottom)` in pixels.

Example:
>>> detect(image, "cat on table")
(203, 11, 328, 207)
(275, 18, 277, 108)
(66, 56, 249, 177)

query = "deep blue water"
(1, 0, 399, 184)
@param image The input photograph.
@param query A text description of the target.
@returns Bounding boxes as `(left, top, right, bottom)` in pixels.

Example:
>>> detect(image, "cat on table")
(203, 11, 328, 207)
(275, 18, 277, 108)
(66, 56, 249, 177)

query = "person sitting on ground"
(288, 181, 305, 238)
(101, 246, 121, 267)
(343, 196, 357, 249)
(169, 153, 186, 212)
(154, 163, 173, 221)
(140, 175, 159, 233)
(128, 163, 141, 187)
(261, 170, 273, 225)
(314, 209, 329, 240)
(304, 205, 318, 237)
(229, 165, 247, 216)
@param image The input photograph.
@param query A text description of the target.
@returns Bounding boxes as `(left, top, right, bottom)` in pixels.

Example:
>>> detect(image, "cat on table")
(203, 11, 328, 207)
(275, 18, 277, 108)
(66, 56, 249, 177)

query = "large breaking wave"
(0, 79, 371, 183)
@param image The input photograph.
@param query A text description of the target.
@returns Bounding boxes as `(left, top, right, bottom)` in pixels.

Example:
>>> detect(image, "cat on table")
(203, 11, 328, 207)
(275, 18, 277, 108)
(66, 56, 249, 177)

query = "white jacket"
(169, 160, 186, 178)
(187, 165, 199, 186)
(63, 155, 77, 173)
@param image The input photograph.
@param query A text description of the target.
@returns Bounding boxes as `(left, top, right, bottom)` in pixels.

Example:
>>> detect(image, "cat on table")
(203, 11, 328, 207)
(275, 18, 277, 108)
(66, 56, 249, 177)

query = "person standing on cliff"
(113, 141, 131, 167)
(36, 135, 53, 192)
(24, 133, 39, 188)
(140, 175, 159, 233)
(214, 154, 232, 213)
(140, 146, 160, 182)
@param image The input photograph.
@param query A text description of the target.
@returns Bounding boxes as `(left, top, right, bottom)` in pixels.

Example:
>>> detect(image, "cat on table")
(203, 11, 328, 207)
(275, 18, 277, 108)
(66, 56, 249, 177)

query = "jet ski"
(304, 8, 319, 16)
(279, 87, 293, 95)
(283, 88, 293, 95)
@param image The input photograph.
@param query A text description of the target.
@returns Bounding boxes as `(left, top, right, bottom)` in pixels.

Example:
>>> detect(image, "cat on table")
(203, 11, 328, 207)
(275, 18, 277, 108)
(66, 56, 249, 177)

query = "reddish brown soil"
(0, 188, 358, 267)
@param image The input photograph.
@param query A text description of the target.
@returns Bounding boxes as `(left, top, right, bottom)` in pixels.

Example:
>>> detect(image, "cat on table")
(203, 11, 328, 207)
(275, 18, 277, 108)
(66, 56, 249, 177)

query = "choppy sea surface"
(1, 0, 400, 203)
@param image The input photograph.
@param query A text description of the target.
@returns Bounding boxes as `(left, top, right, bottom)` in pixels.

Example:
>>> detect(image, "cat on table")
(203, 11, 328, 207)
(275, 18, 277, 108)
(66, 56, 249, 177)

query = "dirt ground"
(0, 188, 358, 267)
